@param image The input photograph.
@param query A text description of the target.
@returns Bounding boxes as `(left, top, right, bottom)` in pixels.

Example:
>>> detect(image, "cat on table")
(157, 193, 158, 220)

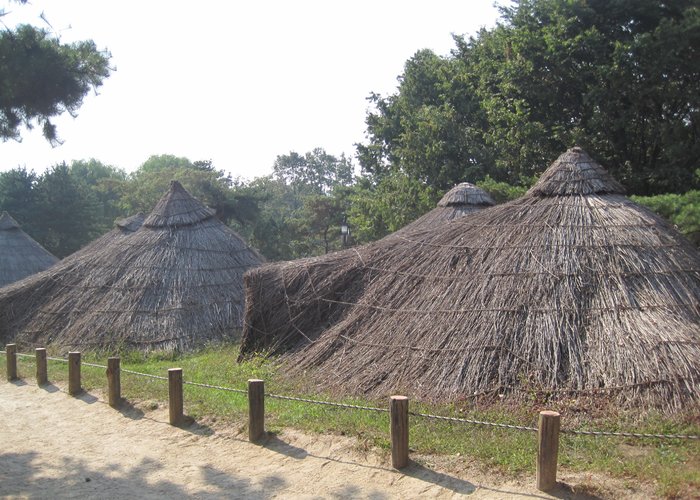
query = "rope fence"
(3, 344, 699, 493)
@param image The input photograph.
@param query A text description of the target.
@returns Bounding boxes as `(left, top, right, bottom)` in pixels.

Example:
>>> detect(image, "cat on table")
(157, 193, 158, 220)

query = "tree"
(273, 148, 353, 195)
(359, 0, 700, 194)
(0, 167, 39, 232)
(347, 171, 440, 243)
(358, 49, 493, 189)
(32, 163, 102, 257)
(68, 159, 128, 232)
(0, 19, 111, 143)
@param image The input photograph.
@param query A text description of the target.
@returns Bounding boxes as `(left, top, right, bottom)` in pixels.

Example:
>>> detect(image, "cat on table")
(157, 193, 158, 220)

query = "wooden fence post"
(6, 344, 17, 381)
(107, 357, 121, 407)
(35, 348, 47, 385)
(248, 379, 265, 442)
(68, 352, 81, 396)
(390, 395, 409, 469)
(537, 410, 561, 491)
(168, 368, 184, 426)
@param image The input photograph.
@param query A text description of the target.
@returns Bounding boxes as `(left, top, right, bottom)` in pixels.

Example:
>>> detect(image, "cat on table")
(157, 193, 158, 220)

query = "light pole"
(340, 216, 350, 247)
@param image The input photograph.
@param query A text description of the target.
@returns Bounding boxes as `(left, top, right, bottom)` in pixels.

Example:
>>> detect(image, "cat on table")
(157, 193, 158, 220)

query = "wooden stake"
(390, 395, 409, 469)
(168, 368, 184, 426)
(537, 410, 561, 491)
(35, 348, 47, 385)
(248, 379, 265, 442)
(5, 344, 17, 381)
(68, 352, 81, 396)
(107, 357, 121, 407)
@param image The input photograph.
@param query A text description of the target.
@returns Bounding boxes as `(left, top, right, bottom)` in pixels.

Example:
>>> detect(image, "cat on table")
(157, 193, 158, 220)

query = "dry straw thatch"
(0, 212, 58, 288)
(0, 181, 263, 352)
(396, 182, 495, 234)
(240, 148, 700, 410)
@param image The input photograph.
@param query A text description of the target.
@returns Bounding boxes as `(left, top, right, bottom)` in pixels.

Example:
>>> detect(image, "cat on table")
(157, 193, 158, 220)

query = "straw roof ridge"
(239, 147, 700, 410)
(143, 180, 216, 228)
(115, 213, 145, 232)
(527, 146, 626, 197)
(396, 181, 495, 235)
(0, 211, 59, 288)
(0, 212, 21, 230)
(438, 182, 495, 207)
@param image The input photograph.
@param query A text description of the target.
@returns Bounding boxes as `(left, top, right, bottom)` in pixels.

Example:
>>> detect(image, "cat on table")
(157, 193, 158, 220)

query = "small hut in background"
(397, 182, 494, 234)
(0, 212, 58, 288)
(240, 148, 700, 410)
(0, 181, 263, 352)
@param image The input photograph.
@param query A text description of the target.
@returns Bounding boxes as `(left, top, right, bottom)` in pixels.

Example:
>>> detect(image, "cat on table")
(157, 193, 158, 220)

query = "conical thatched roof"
(0, 182, 263, 352)
(0, 212, 58, 287)
(240, 148, 700, 409)
(397, 182, 495, 234)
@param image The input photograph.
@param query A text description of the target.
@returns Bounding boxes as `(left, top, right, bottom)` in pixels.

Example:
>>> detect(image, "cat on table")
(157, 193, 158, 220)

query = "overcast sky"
(2, 0, 501, 180)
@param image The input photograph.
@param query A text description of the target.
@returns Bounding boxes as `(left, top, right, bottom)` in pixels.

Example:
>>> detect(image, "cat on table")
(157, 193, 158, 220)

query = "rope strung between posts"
(183, 380, 247, 395)
(121, 368, 168, 381)
(265, 392, 389, 413)
(409, 410, 537, 432)
(3, 348, 699, 440)
(560, 428, 699, 440)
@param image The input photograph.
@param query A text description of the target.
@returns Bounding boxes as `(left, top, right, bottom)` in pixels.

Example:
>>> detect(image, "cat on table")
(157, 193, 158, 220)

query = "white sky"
(2, 0, 501, 181)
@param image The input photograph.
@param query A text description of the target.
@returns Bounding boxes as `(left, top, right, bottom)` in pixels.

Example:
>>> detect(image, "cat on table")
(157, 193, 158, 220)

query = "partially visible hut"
(397, 182, 494, 234)
(0, 212, 58, 287)
(0, 182, 263, 351)
(239, 182, 494, 357)
(240, 148, 700, 410)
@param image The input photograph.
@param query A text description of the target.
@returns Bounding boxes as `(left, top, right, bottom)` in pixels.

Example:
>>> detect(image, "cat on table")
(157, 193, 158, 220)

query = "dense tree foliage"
(0, 15, 111, 143)
(360, 0, 699, 195)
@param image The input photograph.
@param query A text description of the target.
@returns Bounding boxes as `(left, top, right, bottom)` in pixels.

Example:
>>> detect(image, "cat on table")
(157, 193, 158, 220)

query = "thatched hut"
(0, 212, 58, 287)
(240, 181, 494, 358)
(240, 148, 700, 409)
(0, 181, 263, 352)
(397, 182, 494, 234)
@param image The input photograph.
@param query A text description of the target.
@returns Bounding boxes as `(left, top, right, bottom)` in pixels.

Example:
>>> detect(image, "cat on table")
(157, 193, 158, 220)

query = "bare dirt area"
(0, 382, 657, 499)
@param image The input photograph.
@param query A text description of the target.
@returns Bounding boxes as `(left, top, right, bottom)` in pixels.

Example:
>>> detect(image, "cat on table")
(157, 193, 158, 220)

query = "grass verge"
(2, 344, 699, 498)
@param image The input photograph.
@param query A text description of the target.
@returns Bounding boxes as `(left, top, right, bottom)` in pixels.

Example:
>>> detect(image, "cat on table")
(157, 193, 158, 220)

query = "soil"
(0, 382, 659, 499)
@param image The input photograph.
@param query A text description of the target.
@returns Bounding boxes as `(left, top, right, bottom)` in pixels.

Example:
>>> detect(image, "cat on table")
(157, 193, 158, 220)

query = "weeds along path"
(0, 383, 649, 499)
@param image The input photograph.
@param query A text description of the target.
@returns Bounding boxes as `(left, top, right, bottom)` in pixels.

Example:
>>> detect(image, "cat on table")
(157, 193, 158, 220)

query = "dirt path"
(0, 382, 652, 499)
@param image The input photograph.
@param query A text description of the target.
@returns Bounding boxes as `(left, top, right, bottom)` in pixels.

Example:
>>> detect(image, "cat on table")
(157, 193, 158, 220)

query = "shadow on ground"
(0, 451, 287, 500)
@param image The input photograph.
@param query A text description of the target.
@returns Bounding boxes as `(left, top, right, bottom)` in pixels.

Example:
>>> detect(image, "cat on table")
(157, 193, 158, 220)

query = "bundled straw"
(397, 182, 494, 234)
(0, 182, 263, 352)
(0, 212, 58, 288)
(240, 148, 700, 410)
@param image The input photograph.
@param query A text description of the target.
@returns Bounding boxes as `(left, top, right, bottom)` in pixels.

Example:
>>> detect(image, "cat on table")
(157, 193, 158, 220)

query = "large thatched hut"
(0, 181, 263, 352)
(240, 148, 700, 409)
(397, 182, 494, 234)
(0, 212, 58, 287)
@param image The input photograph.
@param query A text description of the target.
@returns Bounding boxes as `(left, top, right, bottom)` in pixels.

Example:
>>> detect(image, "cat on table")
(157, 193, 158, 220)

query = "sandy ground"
(0, 381, 656, 499)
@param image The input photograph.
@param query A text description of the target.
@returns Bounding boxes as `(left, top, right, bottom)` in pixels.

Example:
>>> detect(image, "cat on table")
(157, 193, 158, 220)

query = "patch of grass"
(2, 344, 698, 498)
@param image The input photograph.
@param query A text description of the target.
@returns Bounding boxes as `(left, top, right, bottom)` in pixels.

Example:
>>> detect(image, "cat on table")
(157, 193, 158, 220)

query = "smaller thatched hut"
(0, 212, 58, 288)
(239, 182, 494, 357)
(397, 182, 494, 234)
(0, 182, 263, 351)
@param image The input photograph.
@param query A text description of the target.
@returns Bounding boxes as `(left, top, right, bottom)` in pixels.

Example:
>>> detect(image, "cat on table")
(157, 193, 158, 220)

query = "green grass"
(3, 345, 699, 498)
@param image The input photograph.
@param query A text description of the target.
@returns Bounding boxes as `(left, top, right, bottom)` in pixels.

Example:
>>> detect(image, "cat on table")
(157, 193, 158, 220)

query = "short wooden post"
(68, 351, 81, 396)
(35, 348, 48, 385)
(168, 368, 184, 426)
(248, 379, 265, 442)
(106, 357, 121, 407)
(6, 344, 17, 381)
(537, 410, 561, 491)
(390, 395, 409, 469)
